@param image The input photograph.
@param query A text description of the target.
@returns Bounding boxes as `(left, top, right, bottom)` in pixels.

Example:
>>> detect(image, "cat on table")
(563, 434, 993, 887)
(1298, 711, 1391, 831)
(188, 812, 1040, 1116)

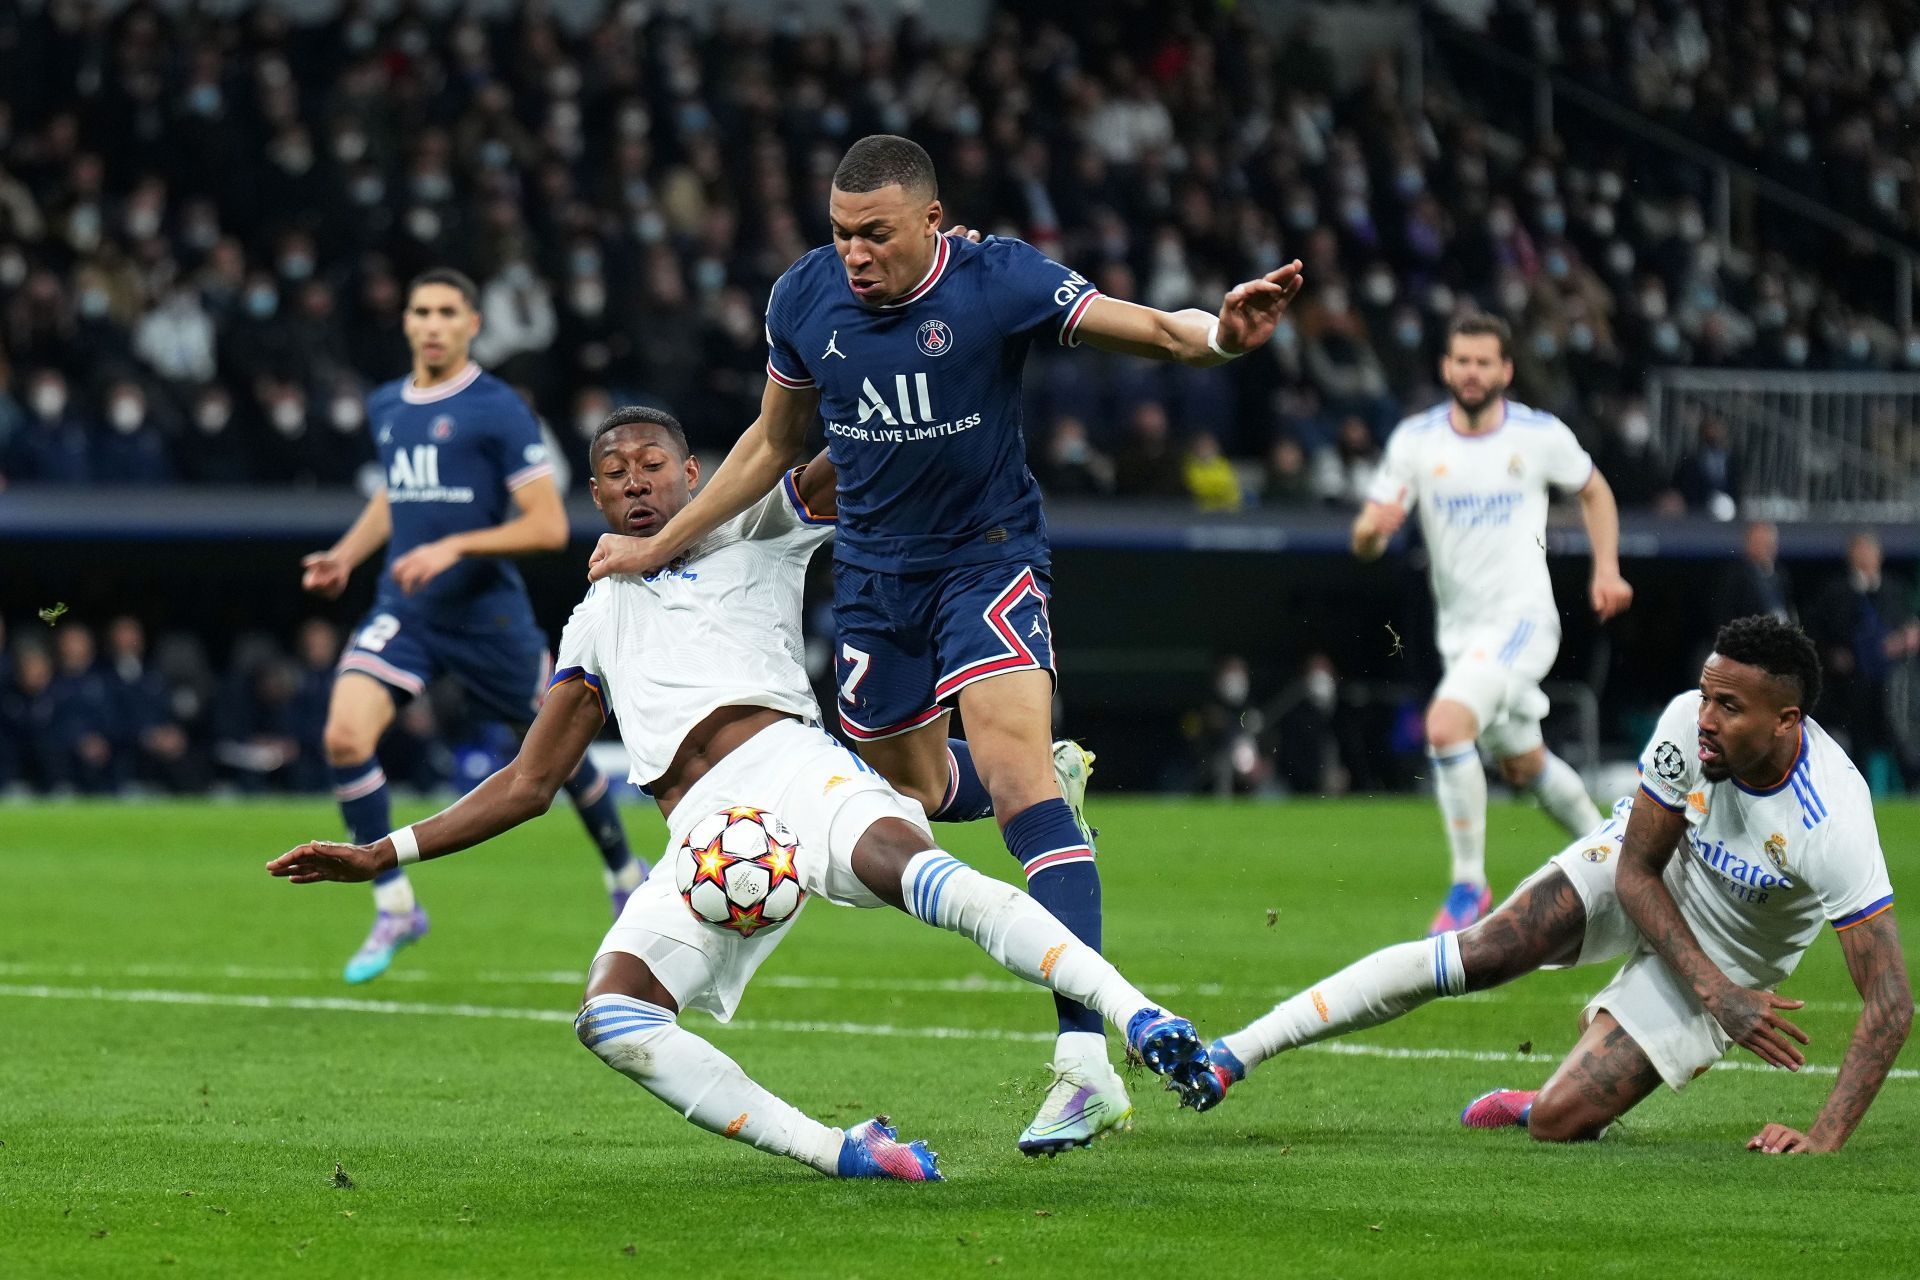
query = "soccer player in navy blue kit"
(588, 137, 1303, 1153)
(302, 269, 639, 984)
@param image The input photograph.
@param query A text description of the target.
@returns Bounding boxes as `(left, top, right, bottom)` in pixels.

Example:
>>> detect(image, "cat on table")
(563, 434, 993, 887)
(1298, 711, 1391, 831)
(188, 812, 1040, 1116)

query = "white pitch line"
(0, 983, 1910, 1081)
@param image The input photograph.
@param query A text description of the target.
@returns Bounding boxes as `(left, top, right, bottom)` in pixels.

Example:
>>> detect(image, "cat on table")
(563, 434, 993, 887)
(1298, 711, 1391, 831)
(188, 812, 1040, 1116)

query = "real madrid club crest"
(1763, 832, 1789, 873)
(917, 318, 953, 357)
(1581, 844, 1611, 864)
(1652, 740, 1685, 782)
(1507, 452, 1524, 477)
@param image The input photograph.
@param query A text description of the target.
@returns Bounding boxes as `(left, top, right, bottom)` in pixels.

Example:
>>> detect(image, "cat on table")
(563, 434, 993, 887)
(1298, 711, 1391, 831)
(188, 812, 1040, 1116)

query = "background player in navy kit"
(301, 269, 639, 984)
(587, 136, 1303, 1154)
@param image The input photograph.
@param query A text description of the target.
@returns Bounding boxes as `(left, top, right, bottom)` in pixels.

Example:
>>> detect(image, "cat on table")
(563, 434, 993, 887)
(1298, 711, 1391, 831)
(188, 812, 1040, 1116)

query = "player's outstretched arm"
(1750, 907, 1913, 1153)
(1577, 470, 1633, 620)
(391, 474, 568, 595)
(266, 680, 605, 883)
(301, 490, 392, 599)
(1076, 261, 1304, 366)
(1615, 792, 1811, 1069)
(587, 379, 821, 583)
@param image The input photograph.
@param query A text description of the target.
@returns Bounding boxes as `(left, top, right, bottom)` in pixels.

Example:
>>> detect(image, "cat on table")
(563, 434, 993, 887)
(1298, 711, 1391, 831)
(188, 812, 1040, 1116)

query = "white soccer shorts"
(593, 717, 931, 1021)
(1510, 803, 1733, 1091)
(1435, 616, 1560, 760)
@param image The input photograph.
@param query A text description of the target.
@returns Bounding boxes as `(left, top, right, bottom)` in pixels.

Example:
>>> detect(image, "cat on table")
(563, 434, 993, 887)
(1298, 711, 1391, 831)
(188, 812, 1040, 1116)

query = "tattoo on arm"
(1614, 796, 1728, 1002)
(1810, 909, 1913, 1151)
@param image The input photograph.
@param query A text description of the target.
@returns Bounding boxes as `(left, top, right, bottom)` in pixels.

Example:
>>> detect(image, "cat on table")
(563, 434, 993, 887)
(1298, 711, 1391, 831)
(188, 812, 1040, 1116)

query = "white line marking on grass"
(0, 983, 1910, 1081)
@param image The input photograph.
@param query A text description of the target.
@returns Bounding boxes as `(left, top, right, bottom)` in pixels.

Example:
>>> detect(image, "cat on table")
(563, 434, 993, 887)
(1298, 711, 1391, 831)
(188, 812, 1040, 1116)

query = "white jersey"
(551, 472, 833, 786)
(1636, 691, 1895, 989)
(1367, 400, 1594, 652)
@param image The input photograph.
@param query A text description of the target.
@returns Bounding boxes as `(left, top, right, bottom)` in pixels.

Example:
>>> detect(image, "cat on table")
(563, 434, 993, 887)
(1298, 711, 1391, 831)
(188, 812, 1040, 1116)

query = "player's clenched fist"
(588, 531, 669, 582)
(301, 552, 350, 599)
(1590, 567, 1634, 621)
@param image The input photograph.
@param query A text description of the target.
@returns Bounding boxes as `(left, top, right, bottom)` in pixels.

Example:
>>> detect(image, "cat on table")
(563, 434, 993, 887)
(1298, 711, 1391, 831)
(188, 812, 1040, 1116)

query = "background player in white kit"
(1203, 617, 1910, 1153)
(1353, 313, 1634, 933)
(268, 407, 1221, 1181)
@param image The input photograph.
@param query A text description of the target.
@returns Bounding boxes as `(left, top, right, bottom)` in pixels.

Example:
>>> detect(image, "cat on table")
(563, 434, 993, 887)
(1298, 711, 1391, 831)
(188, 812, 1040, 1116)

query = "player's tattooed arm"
(1614, 793, 1810, 1070)
(1077, 261, 1304, 366)
(589, 378, 820, 582)
(1774, 908, 1913, 1153)
(1575, 470, 1633, 620)
(302, 490, 392, 599)
(266, 681, 605, 883)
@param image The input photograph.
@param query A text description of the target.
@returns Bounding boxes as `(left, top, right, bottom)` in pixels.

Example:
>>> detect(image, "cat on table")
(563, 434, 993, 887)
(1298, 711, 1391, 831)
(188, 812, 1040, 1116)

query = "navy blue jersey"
(364, 362, 555, 617)
(765, 234, 1101, 573)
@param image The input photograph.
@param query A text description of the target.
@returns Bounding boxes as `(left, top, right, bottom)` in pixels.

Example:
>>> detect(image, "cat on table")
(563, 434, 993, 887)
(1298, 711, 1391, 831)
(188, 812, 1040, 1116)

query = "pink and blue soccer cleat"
(1429, 881, 1493, 936)
(342, 907, 430, 984)
(837, 1117, 943, 1181)
(1460, 1088, 1536, 1129)
(1126, 1008, 1223, 1111)
(1202, 1038, 1247, 1109)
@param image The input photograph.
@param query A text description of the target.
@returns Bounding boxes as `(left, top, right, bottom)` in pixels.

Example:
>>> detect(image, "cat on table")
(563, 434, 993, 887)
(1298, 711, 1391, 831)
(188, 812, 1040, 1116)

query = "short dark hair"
(1447, 312, 1512, 360)
(832, 135, 938, 200)
(1712, 615, 1822, 714)
(406, 268, 479, 310)
(590, 405, 690, 463)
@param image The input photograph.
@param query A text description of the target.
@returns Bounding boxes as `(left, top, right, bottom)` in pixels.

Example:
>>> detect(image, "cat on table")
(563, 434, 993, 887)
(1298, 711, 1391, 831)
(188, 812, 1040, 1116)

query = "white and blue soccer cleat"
(342, 907, 430, 985)
(1126, 1008, 1224, 1111)
(1017, 1059, 1134, 1157)
(1051, 739, 1099, 849)
(836, 1117, 943, 1181)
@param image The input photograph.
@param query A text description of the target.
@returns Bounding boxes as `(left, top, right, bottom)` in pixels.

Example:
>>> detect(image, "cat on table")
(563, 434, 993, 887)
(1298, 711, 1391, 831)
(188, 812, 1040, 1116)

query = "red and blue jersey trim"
(1833, 894, 1894, 931)
(1058, 288, 1101, 347)
(766, 359, 814, 390)
(548, 665, 609, 718)
(781, 467, 835, 526)
(1637, 781, 1685, 813)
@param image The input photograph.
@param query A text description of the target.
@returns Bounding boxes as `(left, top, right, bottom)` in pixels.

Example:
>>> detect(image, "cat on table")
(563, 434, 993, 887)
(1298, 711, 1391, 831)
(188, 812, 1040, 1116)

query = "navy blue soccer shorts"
(832, 558, 1055, 741)
(337, 597, 549, 725)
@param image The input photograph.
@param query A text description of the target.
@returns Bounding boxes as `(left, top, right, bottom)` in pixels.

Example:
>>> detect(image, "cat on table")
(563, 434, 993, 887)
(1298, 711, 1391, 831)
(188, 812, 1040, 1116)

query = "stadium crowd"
(0, 0, 1906, 514)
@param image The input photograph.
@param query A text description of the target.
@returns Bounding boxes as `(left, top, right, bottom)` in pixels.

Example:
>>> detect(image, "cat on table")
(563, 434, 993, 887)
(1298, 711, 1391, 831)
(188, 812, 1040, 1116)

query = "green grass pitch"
(3, 795, 1916, 1277)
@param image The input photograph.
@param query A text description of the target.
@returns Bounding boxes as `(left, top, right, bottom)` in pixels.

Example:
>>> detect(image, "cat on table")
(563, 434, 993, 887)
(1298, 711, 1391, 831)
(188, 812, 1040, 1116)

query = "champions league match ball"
(674, 806, 806, 938)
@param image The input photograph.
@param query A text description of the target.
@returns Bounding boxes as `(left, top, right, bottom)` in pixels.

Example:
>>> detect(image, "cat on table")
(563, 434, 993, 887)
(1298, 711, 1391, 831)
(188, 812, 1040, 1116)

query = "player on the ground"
(1353, 312, 1634, 934)
(584, 134, 1302, 1154)
(270, 407, 1220, 1181)
(301, 268, 639, 984)
(1201, 617, 1910, 1150)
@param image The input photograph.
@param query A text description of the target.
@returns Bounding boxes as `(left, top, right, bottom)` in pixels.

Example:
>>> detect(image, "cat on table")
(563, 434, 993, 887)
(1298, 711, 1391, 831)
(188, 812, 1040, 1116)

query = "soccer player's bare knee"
(1499, 747, 1546, 789)
(850, 817, 939, 910)
(1456, 868, 1586, 989)
(1527, 1014, 1658, 1142)
(323, 675, 394, 765)
(1425, 699, 1478, 751)
(582, 951, 678, 1010)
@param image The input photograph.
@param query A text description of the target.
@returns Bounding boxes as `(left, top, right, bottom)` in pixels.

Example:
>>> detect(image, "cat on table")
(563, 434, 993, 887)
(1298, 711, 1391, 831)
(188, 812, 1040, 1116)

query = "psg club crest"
(430, 414, 456, 440)
(916, 318, 953, 358)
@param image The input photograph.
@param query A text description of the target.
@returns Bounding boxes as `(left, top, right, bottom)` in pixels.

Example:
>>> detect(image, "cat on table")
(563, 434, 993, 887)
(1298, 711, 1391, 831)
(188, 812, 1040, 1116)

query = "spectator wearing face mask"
(94, 379, 173, 483)
(1182, 430, 1244, 513)
(1268, 651, 1348, 795)
(1187, 654, 1271, 796)
(1036, 415, 1115, 498)
(176, 383, 253, 484)
(7, 368, 93, 483)
(1671, 412, 1740, 518)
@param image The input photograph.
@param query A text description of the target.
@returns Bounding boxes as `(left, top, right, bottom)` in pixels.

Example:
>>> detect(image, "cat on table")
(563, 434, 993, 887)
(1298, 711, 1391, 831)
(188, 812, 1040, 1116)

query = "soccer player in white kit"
(1353, 313, 1634, 933)
(268, 407, 1221, 1181)
(1202, 618, 1911, 1152)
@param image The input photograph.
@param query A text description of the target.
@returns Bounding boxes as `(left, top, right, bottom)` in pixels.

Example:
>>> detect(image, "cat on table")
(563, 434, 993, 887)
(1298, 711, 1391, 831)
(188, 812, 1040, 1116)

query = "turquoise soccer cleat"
(342, 907, 430, 984)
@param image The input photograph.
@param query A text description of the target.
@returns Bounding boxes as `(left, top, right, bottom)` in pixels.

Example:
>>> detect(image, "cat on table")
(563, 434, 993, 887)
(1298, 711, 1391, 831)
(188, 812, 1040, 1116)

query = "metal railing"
(1647, 370, 1920, 520)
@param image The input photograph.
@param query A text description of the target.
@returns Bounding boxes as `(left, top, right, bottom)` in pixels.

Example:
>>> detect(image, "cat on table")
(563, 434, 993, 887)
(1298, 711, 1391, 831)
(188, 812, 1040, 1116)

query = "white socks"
(900, 850, 1155, 1033)
(1221, 932, 1466, 1070)
(372, 873, 416, 915)
(575, 995, 843, 1174)
(604, 859, 645, 899)
(1429, 745, 1488, 888)
(1531, 751, 1600, 834)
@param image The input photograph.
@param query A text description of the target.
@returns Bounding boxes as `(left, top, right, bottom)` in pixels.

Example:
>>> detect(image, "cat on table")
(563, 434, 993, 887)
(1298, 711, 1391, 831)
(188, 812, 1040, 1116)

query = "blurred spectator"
(94, 381, 172, 484)
(0, 643, 61, 792)
(1671, 413, 1740, 518)
(1036, 415, 1115, 497)
(1259, 435, 1316, 507)
(1113, 402, 1187, 498)
(1182, 430, 1243, 513)
(289, 617, 342, 792)
(1267, 652, 1350, 795)
(212, 645, 306, 792)
(1185, 654, 1271, 796)
(1311, 415, 1382, 507)
(50, 623, 119, 792)
(7, 368, 92, 483)
(104, 615, 197, 791)
(1712, 521, 1795, 628)
(1810, 532, 1920, 790)
(133, 286, 217, 385)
